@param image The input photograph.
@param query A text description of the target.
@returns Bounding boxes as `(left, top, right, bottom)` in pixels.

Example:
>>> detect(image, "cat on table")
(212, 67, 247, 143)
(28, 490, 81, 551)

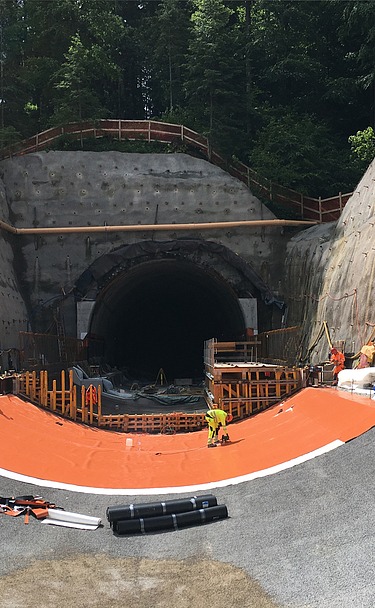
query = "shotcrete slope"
(285, 157, 375, 365)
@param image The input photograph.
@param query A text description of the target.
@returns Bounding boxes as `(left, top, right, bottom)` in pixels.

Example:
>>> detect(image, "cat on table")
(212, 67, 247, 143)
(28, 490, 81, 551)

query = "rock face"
(284, 157, 375, 363)
(0, 176, 28, 358)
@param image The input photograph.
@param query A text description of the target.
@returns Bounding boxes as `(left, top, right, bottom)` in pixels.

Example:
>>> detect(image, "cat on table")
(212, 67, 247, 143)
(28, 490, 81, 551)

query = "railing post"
(275, 372, 281, 398)
(24, 371, 29, 396)
(97, 384, 102, 419)
(207, 137, 211, 161)
(52, 379, 57, 411)
(319, 196, 322, 223)
(61, 369, 65, 415)
(81, 385, 86, 422)
(38, 370, 43, 404)
(148, 121, 151, 143)
(89, 393, 93, 424)
(69, 368, 73, 392)
(72, 384, 77, 420)
(181, 124, 184, 143)
(31, 371, 37, 401)
(40, 370, 46, 406)
(339, 191, 343, 214)
(28, 371, 33, 399)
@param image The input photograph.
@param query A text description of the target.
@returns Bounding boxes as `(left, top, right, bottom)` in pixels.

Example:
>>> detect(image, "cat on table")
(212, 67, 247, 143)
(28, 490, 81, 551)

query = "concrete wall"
(3, 148, 372, 367)
(0, 151, 290, 336)
(284, 158, 375, 364)
(0, 174, 28, 359)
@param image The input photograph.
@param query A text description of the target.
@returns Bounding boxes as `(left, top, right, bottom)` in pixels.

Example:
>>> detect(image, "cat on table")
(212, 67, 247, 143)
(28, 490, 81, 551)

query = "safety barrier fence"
(204, 334, 303, 368)
(18, 326, 302, 375)
(19, 331, 85, 368)
(257, 326, 303, 366)
(0, 119, 352, 223)
(211, 339, 261, 363)
(15, 365, 303, 433)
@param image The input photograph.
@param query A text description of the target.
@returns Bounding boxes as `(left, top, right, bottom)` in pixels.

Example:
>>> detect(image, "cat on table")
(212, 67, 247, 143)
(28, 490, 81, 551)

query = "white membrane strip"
(41, 519, 99, 530)
(0, 440, 344, 496)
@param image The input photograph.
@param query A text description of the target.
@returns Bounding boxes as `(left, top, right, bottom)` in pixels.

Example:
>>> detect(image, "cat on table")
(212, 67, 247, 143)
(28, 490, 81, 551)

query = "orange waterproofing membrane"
(1, 388, 375, 495)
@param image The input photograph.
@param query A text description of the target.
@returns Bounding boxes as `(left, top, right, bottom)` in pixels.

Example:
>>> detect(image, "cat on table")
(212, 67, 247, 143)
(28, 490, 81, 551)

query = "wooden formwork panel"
(171, 414, 205, 432)
(99, 415, 126, 430)
(16, 368, 302, 434)
(95, 413, 206, 434)
(210, 364, 301, 416)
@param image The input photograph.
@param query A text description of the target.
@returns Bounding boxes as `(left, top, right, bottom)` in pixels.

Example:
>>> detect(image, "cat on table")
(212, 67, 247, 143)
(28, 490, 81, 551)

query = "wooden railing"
(0, 119, 352, 223)
(257, 326, 303, 366)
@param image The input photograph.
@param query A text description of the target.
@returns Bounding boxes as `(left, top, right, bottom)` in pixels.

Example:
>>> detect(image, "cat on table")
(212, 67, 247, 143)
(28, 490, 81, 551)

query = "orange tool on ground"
(0, 495, 60, 523)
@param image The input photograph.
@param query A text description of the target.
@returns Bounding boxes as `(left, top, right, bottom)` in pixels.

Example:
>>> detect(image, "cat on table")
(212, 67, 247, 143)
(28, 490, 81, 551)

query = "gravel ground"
(1, 428, 375, 608)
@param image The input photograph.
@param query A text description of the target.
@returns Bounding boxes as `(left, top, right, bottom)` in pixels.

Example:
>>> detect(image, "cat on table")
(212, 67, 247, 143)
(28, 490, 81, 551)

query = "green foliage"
(50, 33, 113, 124)
(1, 0, 374, 197)
(143, 0, 191, 116)
(249, 112, 359, 197)
(20, 57, 61, 132)
(49, 134, 188, 155)
(184, 0, 247, 156)
(0, 126, 22, 149)
(342, 1, 375, 89)
(349, 127, 375, 170)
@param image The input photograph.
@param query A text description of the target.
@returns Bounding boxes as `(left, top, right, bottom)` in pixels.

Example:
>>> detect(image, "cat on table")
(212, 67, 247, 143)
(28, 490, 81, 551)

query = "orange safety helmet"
(226, 413, 233, 423)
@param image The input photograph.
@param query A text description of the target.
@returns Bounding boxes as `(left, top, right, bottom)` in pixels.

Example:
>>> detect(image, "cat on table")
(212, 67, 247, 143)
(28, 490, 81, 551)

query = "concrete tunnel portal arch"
(89, 259, 245, 381)
(75, 240, 280, 382)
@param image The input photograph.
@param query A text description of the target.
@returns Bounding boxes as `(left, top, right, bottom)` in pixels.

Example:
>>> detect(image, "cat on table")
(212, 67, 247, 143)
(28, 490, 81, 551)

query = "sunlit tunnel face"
(89, 259, 246, 382)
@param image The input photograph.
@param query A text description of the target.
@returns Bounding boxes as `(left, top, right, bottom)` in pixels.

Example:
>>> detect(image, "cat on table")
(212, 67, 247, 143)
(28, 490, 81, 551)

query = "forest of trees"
(1, 0, 375, 197)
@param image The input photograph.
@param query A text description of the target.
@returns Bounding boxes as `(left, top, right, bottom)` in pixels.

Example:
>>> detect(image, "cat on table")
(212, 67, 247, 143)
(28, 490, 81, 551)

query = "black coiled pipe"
(107, 494, 217, 524)
(113, 504, 228, 535)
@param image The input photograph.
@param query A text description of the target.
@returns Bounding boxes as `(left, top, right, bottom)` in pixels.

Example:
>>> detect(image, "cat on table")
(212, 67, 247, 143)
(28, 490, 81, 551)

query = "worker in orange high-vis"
(330, 348, 345, 385)
(205, 407, 233, 447)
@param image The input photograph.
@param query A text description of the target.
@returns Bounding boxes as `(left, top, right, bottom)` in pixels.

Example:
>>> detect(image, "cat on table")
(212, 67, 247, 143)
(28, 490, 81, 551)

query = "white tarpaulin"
(338, 367, 375, 392)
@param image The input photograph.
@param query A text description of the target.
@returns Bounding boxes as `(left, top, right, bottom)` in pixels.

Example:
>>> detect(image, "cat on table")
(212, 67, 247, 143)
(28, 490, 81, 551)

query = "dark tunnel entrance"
(89, 259, 246, 382)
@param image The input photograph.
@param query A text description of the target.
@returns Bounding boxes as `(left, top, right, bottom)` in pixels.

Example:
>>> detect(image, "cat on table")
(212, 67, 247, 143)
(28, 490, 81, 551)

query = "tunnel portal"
(88, 259, 246, 382)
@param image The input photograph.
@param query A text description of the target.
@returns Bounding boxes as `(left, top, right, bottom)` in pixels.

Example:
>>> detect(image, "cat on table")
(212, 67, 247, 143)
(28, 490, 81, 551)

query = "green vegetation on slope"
(1, 0, 374, 196)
